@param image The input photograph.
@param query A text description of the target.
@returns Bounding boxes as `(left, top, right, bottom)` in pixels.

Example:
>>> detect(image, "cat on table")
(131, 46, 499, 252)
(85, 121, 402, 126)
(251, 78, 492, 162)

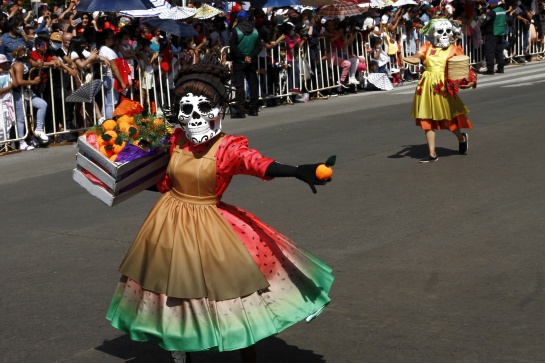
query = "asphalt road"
(1, 62, 545, 363)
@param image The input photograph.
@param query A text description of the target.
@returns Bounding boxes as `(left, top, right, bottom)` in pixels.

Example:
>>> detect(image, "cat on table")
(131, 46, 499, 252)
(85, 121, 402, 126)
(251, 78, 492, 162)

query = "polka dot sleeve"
(215, 135, 275, 179)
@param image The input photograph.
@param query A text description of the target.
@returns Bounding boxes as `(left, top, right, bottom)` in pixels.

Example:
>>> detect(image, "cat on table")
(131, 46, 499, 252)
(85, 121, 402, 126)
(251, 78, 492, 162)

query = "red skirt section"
(416, 115, 473, 131)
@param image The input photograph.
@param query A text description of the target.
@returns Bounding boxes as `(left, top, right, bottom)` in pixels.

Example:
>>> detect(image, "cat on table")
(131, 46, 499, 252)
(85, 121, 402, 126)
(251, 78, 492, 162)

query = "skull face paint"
(178, 93, 222, 144)
(432, 20, 453, 49)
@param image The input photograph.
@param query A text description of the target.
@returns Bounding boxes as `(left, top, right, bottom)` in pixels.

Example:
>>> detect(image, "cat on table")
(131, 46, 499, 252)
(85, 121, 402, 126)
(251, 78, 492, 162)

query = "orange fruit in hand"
(102, 119, 117, 131)
(316, 164, 333, 180)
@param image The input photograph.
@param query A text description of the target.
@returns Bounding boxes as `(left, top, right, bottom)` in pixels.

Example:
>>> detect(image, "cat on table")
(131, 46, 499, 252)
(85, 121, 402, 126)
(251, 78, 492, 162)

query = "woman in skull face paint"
(410, 18, 477, 163)
(107, 55, 334, 363)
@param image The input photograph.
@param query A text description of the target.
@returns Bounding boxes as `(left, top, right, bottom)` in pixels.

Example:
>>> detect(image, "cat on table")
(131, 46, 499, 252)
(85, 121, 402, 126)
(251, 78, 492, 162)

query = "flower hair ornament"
(419, 18, 455, 49)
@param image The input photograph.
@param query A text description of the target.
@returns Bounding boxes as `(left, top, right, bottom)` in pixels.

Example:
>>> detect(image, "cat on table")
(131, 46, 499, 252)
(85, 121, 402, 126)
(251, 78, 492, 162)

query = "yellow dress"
(411, 43, 473, 131)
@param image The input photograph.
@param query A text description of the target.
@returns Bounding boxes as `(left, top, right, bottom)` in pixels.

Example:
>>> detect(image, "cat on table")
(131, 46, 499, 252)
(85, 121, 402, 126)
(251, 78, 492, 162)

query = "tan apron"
(119, 134, 269, 301)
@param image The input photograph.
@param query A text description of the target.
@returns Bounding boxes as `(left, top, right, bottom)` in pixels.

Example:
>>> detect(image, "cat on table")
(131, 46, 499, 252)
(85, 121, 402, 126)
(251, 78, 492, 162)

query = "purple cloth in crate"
(115, 143, 160, 164)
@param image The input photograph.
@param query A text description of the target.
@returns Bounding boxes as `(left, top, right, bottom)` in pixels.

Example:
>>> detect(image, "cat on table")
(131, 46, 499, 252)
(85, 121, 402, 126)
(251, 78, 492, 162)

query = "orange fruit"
(116, 115, 134, 125)
(102, 119, 117, 131)
(315, 164, 333, 180)
(96, 136, 107, 147)
(102, 130, 118, 145)
(152, 118, 164, 130)
(100, 145, 114, 158)
(128, 125, 139, 139)
(117, 122, 132, 134)
(112, 141, 126, 154)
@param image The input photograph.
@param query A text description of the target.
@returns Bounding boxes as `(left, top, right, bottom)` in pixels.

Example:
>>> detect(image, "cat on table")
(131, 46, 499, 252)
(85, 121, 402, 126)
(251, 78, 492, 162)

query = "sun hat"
(50, 32, 62, 42)
(0, 54, 8, 64)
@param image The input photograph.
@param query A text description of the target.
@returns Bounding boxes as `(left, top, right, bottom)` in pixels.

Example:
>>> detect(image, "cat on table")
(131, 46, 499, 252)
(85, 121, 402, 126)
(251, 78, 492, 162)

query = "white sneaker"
(34, 130, 49, 143)
(20, 141, 35, 151)
(348, 77, 360, 85)
(97, 117, 106, 125)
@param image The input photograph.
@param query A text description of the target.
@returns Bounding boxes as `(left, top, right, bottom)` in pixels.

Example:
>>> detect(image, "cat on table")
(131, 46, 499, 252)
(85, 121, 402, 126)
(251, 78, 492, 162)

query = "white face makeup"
(178, 93, 222, 144)
(433, 20, 453, 48)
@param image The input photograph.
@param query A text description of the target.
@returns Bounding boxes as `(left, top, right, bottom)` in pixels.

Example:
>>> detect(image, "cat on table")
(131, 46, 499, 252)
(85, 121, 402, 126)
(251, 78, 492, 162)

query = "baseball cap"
(237, 10, 250, 20)
(486, 0, 498, 4)
(50, 32, 62, 42)
(0, 54, 8, 64)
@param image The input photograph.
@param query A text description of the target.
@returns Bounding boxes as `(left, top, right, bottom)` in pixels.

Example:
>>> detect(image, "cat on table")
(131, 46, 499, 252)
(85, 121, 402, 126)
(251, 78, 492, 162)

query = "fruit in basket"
(116, 115, 135, 125)
(102, 131, 118, 145)
(152, 118, 164, 130)
(117, 122, 131, 134)
(100, 145, 115, 158)
(112, 140, 126, 154)
(128, 126, 139, 139)
(102, 119, 117, 131)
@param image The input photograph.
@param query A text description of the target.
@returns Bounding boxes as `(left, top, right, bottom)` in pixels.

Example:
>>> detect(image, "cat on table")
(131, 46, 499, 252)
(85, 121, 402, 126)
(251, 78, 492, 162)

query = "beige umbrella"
(194, 4, 222, 20)
(159, 6, 197, 20)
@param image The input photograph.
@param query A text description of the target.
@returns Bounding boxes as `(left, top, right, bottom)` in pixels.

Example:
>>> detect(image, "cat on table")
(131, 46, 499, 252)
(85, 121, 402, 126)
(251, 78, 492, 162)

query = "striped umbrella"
(119, 0, 171, 17)
(366, 73, 394, 91)
(318, 1, 364, 16)
(194, 4, 222, 20)
(158, 6, 197, 19)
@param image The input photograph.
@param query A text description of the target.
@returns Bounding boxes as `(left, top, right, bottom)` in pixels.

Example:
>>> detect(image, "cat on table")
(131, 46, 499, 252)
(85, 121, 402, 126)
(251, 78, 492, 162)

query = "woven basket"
(448, 55, 469, 80)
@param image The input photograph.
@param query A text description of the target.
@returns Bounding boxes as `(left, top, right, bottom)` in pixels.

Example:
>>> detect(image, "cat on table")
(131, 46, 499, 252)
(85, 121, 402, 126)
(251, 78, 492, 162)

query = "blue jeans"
(102, 76, 119, 119)
(13, 90, 47, 138)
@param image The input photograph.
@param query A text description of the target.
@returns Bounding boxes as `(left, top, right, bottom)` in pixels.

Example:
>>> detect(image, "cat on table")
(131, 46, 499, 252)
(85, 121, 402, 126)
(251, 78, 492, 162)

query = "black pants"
(231, 61, 259, 114)
(485, 34, 505, 71)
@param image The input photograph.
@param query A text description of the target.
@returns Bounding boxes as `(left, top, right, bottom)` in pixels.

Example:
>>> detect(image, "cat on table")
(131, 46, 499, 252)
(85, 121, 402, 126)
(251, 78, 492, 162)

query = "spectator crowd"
(0, 0, 544, 152)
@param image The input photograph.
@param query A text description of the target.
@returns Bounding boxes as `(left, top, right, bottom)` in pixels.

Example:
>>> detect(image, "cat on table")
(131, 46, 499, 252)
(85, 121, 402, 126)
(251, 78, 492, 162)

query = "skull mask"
(432, 20, 453, 49)
(178, 93, 222, 144)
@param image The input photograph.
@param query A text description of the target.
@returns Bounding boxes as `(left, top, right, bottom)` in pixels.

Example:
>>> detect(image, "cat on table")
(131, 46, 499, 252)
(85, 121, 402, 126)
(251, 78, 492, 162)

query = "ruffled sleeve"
(216, 135, 275, 178)
(214, 135, 275, 196)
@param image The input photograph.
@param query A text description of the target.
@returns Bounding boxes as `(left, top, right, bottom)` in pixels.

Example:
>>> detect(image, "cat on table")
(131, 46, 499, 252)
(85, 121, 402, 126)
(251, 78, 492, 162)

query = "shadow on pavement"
(388, 144, 459, 160)
(95, 335, 325, 363)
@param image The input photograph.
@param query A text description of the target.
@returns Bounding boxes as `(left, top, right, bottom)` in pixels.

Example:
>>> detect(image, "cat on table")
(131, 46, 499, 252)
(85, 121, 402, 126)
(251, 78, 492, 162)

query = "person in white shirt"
(96, 29, 126, 119)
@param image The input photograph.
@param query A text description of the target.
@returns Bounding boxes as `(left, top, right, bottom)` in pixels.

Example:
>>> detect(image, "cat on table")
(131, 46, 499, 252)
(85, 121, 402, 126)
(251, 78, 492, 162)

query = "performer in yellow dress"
(410, 19, 477, 163)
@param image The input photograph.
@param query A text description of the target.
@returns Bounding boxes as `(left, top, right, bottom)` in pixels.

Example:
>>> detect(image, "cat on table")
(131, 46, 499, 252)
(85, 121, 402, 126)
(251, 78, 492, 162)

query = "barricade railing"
(2, 21, 544, 157)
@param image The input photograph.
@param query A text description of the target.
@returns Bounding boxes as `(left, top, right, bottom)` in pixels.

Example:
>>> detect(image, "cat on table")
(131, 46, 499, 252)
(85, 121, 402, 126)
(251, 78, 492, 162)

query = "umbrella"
(252, 0, 302, 8)
(66, 80, 104, 103)
(143, 18, 199, 37)
(299, 0, 338, 5)
(318, 1, 363, 17)
(358, 0, 393, 7)
(75, 0, 155, 12)
(394, 0, 417, 6)
(120, 0, 171, 17)
(159, 6, 197, 20)
(366, 73, 393, 91)
(194, 4, 222, 19)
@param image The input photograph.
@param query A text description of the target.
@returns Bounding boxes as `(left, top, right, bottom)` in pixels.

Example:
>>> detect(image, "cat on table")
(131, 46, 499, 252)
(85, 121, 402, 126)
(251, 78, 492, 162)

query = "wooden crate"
(73, 135, 169, 206)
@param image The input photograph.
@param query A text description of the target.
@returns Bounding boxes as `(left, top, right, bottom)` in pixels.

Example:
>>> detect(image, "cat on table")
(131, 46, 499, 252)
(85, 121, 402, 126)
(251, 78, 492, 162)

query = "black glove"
(295, 163, 328, 194)
(265, 162, 329, 194)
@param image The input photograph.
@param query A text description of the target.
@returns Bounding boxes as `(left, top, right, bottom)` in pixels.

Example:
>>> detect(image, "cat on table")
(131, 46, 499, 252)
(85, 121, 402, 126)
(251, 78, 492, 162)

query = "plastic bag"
(113, 99, 144, 117)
